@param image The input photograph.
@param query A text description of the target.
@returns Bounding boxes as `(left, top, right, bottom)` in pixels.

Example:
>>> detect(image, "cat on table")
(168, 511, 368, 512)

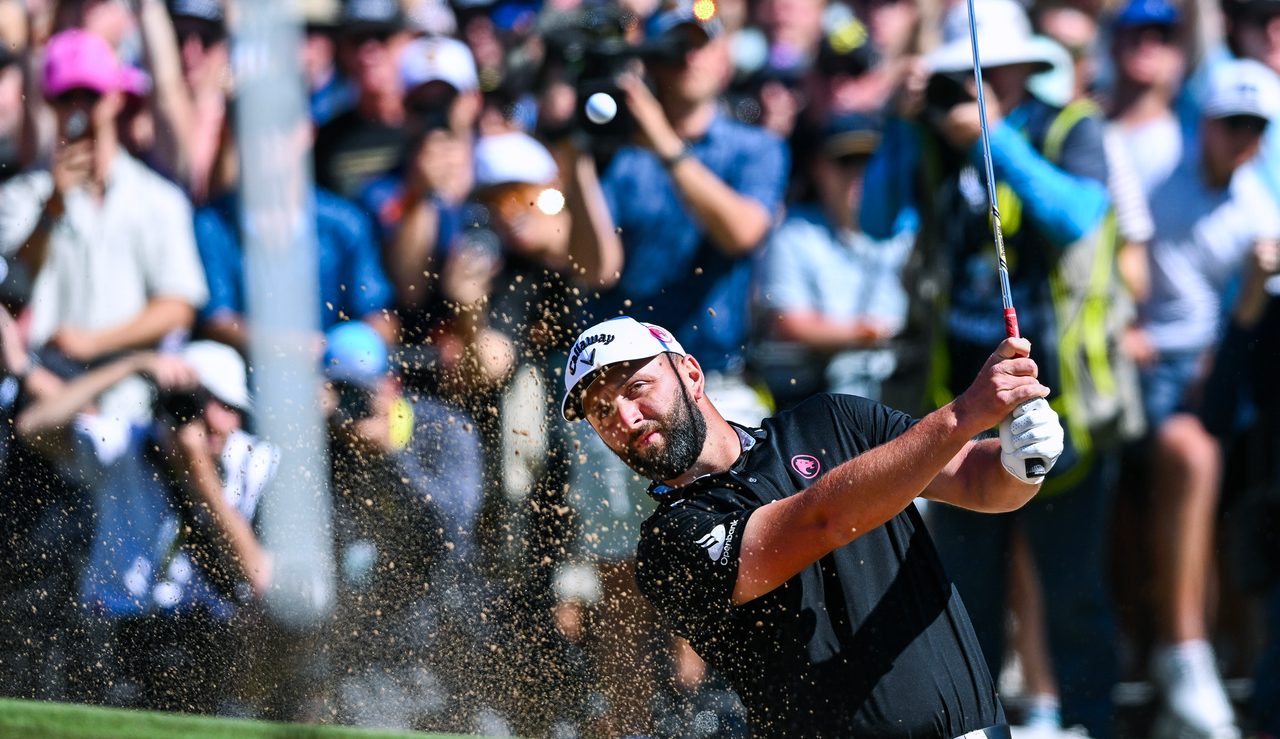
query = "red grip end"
(1004, 308, 1020, 339)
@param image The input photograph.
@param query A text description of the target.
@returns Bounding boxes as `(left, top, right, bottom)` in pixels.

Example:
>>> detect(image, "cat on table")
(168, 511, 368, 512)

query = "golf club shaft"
(965, 0, 1047, 479)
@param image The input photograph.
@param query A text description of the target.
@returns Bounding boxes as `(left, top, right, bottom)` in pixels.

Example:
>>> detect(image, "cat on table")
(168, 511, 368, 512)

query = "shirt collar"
(646, 421, 763, 503)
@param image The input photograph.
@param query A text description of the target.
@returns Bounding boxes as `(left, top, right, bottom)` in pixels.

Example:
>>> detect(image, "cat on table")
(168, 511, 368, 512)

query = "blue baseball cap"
(324, 322, 388, 391)
(1114, 0, 1179, 28)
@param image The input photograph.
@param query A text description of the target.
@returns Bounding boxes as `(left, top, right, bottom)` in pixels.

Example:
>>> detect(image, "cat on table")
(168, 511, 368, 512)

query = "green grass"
(0, 698, 474, 739)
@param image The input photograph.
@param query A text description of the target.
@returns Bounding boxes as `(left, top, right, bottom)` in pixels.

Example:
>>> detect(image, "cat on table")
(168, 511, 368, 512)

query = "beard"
(619, 388, 709, 482)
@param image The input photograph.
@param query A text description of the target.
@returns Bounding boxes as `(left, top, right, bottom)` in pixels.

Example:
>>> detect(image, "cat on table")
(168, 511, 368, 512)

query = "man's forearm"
(185, 452, 272, 597)
(667, 157, 771, 257)
(565, 153, 623, 289)
(16, 354, 145, 441)
(138, 0, 195, 181)
(939, 438, 1039, 512)
(735, 404, 972, 604)
(387, 195, 439, 310)
(15, 193, 63, 275)
(90, 297, 196, 356)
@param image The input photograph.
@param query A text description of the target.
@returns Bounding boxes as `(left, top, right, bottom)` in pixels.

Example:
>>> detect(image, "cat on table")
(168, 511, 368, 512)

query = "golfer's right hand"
(954, 337, 1050, 435)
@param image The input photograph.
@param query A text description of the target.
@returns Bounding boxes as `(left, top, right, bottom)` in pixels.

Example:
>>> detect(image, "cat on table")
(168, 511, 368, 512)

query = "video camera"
(921, 71, 975, 131)
(154, 387, 211, 429)
(542, 6, 688, 150)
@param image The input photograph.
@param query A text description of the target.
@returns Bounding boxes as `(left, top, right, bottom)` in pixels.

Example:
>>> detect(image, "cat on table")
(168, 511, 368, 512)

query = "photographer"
(319, 321, 471, 726)
(565, 3, 788, 425)
(15, 341, 274, 713)
(362, 35, 482, 337)
(861, 0, 1118, 733)
(0, 29, 208, 423)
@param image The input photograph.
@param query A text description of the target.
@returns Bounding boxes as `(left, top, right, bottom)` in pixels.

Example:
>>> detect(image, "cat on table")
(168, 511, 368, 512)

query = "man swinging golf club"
(561, 316, 1064, 737)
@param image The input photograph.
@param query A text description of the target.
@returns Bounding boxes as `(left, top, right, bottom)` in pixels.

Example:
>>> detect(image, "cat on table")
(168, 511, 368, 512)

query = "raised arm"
(564, 148, 624, 289)
(16, 352, 197, 457)
(732, 338, 1049, 605)
(618, 75, 775, 258)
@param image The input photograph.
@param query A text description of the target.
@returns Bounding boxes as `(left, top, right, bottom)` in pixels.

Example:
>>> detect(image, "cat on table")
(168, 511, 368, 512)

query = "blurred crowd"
(1, 0, 1280, 736)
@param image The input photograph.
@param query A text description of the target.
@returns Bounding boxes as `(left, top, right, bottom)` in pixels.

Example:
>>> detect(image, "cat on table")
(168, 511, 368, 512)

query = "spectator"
(0, 29, 208, 423)
(319, 322, 472, 728)
(312, 0, 414, 198)
(863, 0, 1120, 732)
(165, 0, 230, 203)
(566, 2, 789, 426)
(1133, 58, 1280, 739)
(16, 342, 275, 713)
(301, 0, 357, 127)
(1109, 0, 1186, 196)
(194, 117, 399, 351)
(473, 131, 619, 736)
(366, 35, 481, 340)
(0, 296, 88, 702)
(0, 44, 22, 183)
(754, 113, 913, 410)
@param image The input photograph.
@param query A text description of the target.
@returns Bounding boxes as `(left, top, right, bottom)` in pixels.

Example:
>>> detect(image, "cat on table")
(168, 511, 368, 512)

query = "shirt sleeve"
(333, 198, 395, 319)
(192, 206, 242, 321)
(828, 393, 918, 447)
(145, 184, 209, 309)
(635, 500, 754, 638)
(0, 172, 53, 255)
(861, 119, 923, 240)
(758, 221, 816, 312)
(730, 130, 789, 216)
(1103, 125, 1155, 244)
(982, 122, 1111, 248)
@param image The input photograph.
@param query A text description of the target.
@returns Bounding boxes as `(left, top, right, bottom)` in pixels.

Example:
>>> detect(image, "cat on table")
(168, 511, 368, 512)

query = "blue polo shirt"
(594, 113, 789, 372)
(195, 186, 395, 330)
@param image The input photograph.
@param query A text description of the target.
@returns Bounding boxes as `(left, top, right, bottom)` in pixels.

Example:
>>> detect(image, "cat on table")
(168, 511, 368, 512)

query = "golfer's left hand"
(999, 398, 1064, 484)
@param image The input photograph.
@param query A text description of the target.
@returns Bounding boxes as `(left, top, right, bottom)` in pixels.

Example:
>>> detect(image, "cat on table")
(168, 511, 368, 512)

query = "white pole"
(233, 0, 335, 628)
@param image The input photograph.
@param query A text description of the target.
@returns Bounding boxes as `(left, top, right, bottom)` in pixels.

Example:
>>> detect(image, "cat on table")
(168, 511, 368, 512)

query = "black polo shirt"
(635, 394, 1002, 738)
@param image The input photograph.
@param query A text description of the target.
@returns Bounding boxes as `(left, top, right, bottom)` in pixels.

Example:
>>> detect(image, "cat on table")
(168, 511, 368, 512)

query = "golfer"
(561, 316, 1065, 738)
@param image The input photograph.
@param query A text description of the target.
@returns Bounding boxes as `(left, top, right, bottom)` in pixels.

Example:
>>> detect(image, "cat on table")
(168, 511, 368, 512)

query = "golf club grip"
(1004, 307, 1020, 340)
(1005, 310, 1044, 478)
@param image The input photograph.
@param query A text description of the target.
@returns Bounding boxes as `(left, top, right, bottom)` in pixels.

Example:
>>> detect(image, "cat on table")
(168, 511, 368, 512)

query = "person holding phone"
(0, 29, 208, 423)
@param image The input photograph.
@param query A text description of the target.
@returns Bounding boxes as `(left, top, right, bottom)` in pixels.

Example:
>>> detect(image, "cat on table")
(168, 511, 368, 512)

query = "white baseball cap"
(1202, 58, 1280, 122)
(399, 36, 478, 94)
(475, 132, 559, 188)
(181, 341, 251, 412)
(561, 317, 686, 422)
(926, 0, 1056, 75)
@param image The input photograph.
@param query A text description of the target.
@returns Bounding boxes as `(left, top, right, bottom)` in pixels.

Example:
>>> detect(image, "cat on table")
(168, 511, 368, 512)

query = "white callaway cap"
(1202, 58, 1280, 121)
(561, 317, 686, 421)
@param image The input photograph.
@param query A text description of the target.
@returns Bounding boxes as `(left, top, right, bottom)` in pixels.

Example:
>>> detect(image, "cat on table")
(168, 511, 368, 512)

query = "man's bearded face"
(616, 373, 708, 482)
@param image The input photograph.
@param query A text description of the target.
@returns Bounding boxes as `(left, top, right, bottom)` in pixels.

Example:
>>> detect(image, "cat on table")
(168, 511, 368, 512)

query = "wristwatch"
(660, 143, 691, 170)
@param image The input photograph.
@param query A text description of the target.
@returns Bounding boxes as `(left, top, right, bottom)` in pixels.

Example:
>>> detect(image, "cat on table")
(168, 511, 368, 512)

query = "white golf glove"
(999, 397, 1064, 485)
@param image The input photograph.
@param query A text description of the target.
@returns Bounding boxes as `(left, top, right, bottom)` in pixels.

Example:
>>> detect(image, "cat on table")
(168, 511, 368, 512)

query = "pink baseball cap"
(44, 30, 124, 99)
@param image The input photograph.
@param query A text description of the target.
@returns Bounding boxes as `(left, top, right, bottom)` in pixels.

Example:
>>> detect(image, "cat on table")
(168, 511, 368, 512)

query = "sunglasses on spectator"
(174, 18, 227, 48)
(343, 30, 396, 46)
(833, 153, 872, 169)
(1118, 24, 1176, 46)
(1220, 114, 1268, 134)
(53, 88, 102, 107)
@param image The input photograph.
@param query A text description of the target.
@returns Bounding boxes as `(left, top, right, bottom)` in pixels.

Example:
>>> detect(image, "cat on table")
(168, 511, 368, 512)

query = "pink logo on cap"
(44, 30, 124, 99)
(648, 325, 675, 344)
(791, 455, 821, 479)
